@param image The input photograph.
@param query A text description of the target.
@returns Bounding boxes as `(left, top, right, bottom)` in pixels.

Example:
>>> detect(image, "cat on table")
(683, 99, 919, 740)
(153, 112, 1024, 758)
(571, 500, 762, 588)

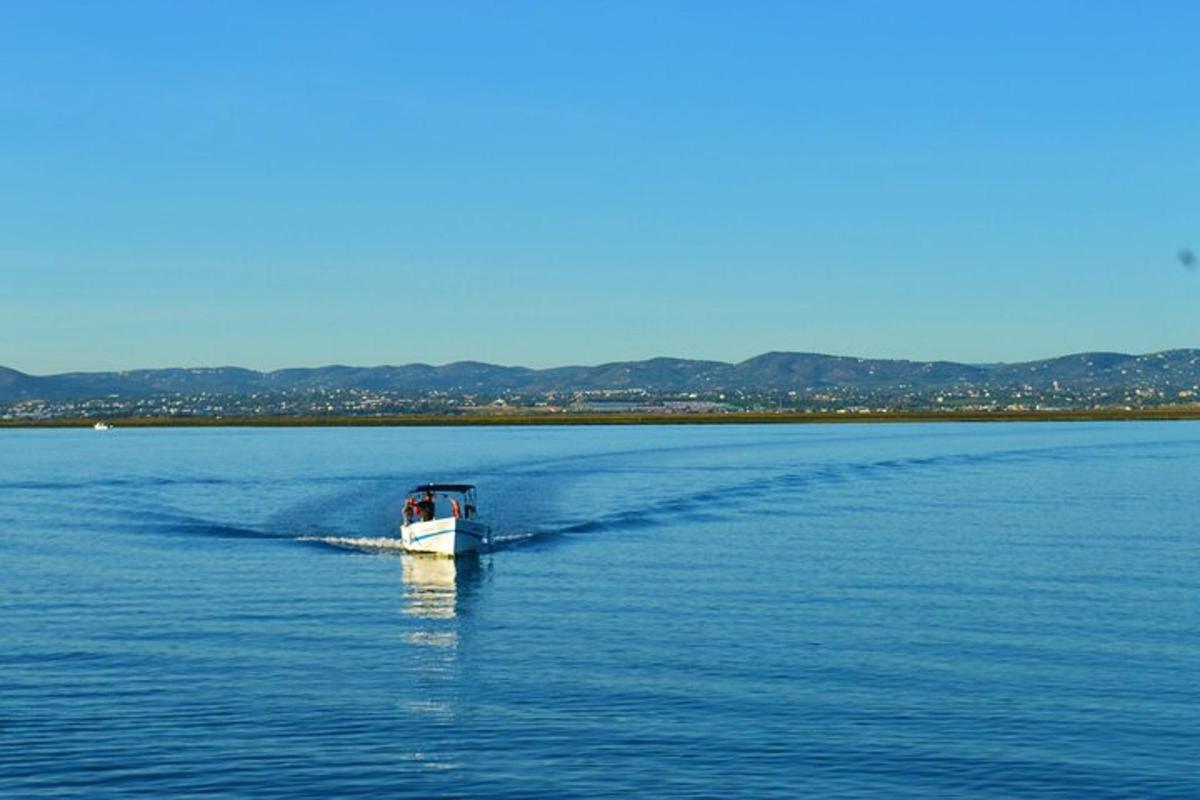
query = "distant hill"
(3, 350, 1200, 404)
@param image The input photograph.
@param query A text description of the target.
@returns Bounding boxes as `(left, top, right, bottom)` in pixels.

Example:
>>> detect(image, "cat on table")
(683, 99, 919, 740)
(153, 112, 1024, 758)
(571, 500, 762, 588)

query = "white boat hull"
(400, 518, 489, 557)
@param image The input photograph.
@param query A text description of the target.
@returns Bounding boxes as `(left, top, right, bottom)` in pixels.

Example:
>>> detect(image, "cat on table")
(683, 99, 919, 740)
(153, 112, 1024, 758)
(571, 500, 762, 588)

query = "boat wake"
(304, 530, 548, 555)
(300, 535, 411, 553)
(113, 436, 1160, 558)
(487, 530, 542, 549)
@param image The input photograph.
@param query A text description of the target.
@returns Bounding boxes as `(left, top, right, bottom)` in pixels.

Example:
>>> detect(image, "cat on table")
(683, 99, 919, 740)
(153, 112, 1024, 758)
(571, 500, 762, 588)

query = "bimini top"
(409, 483, 476, 494)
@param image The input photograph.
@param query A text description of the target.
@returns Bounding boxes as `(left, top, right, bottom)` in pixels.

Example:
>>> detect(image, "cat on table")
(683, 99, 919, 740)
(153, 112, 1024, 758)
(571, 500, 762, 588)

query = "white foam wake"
(300, 535, 409, 552)
(488, 530, 540, 547)
(303, 530, 538, 554)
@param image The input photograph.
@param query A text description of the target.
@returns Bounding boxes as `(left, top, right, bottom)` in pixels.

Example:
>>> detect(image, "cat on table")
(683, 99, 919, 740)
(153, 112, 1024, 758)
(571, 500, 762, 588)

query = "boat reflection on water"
(395, 554, 488, 770)
(400, 553, 485, 622)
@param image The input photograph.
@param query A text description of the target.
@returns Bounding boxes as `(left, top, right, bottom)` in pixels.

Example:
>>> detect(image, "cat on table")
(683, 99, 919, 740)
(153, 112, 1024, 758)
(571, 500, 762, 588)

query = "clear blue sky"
(2, 2, 1197, 373)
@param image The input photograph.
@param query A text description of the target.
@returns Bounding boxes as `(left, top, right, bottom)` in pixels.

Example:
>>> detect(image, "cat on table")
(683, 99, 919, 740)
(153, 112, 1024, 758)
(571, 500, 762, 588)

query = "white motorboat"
(93, 421, 111, 431)
(400, 483, 490, 557)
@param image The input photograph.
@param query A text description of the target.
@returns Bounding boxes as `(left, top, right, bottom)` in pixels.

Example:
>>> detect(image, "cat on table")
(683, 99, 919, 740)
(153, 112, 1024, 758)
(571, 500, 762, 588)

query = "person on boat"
(402, 497, 418, 525)
(417, 491, 437, 522)
(450, 497, 462, 519)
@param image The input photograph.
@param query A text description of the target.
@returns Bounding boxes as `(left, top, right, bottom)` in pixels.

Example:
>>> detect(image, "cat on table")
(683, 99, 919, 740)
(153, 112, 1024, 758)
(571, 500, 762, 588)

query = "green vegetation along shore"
(5, 407, 1200, 429)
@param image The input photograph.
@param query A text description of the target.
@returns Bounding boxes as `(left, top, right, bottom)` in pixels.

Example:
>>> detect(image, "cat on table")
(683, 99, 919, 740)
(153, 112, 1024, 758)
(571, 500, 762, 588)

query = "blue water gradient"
(2, 423, 1198, 798)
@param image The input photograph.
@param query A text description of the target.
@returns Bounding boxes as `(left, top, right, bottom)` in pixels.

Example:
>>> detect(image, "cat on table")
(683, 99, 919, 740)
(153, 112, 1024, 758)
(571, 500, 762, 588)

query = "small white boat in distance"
(400, 483, 490, 557)
(93, 421, 111, 431)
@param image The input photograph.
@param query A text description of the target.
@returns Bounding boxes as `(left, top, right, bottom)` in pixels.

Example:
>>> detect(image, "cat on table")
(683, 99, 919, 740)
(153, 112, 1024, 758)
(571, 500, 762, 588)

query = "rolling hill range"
(3, 350, 1199, 403)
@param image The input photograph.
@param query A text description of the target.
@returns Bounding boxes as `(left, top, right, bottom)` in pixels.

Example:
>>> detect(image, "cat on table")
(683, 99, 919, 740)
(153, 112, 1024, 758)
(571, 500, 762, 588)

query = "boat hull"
(400, 518, 489, 557)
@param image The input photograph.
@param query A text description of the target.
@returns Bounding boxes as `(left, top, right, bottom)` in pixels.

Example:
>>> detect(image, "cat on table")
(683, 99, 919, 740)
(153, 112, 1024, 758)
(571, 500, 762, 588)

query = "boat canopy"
(409, 483, 476, 494)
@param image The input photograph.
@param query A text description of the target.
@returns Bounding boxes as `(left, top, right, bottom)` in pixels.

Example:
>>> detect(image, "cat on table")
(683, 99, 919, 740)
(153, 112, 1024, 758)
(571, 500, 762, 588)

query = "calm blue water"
(2, 422, 1198, 798)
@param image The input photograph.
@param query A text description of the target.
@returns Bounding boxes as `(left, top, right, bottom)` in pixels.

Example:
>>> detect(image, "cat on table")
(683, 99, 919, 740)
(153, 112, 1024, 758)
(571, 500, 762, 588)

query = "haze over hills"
(3, 350, 1200, 404)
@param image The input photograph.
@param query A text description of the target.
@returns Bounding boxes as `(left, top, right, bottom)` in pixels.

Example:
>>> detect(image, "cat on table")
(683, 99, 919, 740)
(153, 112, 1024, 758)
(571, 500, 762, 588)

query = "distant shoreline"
(4, 408, 1200, 428)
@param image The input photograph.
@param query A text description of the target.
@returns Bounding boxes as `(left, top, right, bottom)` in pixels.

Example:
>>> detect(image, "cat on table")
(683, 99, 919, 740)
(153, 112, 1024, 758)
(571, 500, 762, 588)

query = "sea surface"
(2, 422, 1198, 798)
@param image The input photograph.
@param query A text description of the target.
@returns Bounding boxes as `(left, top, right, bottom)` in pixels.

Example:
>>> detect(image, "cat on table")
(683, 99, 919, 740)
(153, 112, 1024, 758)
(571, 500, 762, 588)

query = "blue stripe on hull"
(410, 527, 486, 544)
